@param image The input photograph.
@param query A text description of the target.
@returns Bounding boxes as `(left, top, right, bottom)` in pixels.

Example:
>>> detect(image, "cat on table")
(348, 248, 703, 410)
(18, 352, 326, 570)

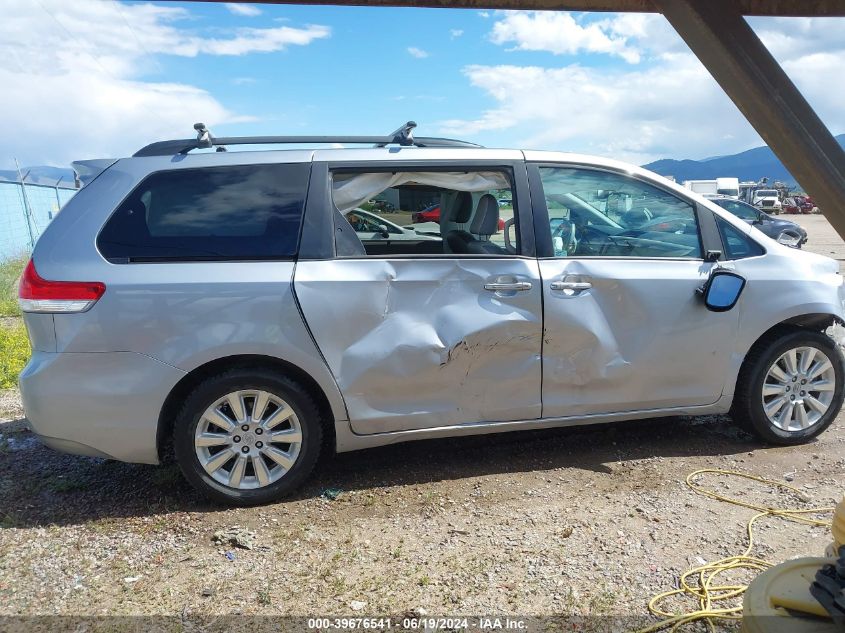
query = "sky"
(1, 0, 844, 169)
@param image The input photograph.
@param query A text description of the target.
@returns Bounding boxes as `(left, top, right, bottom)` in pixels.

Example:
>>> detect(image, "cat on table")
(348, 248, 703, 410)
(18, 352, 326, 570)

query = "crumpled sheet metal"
(294, 258, 543, 434)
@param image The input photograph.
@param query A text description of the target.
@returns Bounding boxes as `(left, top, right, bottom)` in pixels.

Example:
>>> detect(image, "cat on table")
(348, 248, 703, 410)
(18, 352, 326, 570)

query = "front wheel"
(173, 369, 323, 505)
(732, 330, 845, 445)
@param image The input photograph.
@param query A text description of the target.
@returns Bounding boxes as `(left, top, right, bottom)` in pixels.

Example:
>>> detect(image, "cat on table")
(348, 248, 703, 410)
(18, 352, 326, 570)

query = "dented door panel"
(295, 258, 543, 434)
(540, 258, 738, 417)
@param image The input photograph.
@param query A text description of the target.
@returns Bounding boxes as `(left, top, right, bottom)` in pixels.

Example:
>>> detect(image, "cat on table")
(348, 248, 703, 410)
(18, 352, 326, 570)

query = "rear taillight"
(18, 260, 105, 313)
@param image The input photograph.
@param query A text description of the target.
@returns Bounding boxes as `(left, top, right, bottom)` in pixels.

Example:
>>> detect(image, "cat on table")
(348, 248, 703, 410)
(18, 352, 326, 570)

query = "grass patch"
(46, 477, 88, 494)
(0, 323, 30, 388)
(0, 256, 27, 317)
(151, 464, 183, 488)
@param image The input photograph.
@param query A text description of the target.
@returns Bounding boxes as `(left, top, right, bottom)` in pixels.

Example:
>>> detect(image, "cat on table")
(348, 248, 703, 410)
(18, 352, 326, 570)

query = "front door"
(529, 163, 739, 418)
(295, 160, 543, 434)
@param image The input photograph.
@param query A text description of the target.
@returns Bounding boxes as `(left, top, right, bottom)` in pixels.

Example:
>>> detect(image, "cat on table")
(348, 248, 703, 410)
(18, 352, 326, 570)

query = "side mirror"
(377, 224, 390, 239)
(700, 270, 746, 312)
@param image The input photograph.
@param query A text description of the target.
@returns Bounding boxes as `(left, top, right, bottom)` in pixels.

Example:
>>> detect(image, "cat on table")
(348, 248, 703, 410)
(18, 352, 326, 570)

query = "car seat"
(446, 194, 506, 255)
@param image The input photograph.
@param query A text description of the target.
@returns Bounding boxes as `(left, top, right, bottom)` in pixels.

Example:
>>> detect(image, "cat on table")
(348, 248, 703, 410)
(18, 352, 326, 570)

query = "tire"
(732, 329, 845, 445)
(173, 368, 323, 505)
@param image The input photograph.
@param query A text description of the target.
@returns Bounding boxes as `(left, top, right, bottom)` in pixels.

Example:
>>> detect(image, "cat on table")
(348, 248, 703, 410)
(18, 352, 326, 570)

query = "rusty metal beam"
(654, 0, 845, 240)
(210, 0, 845, 16)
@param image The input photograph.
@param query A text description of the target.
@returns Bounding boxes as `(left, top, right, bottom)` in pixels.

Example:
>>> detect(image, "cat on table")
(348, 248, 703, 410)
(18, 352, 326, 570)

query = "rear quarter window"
(97, 163, 310, 262)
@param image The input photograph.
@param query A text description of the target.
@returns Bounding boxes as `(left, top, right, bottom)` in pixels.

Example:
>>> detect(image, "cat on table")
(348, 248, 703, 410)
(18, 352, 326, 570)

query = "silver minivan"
(18, 124, 845, 505)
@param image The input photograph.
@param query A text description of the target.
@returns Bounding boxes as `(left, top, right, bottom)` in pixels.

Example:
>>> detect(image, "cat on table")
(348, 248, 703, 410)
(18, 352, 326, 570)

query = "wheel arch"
(157, 354, 337, 463)
(732, 311, 844, 396)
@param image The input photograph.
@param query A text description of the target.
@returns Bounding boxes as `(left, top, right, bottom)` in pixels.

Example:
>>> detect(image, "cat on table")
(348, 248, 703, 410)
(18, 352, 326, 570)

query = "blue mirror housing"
(704, 270, 746, 312)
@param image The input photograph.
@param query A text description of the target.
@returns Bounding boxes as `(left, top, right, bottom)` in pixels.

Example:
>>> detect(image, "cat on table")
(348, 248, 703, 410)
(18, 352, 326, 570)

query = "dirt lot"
(1, 212, 844, 630)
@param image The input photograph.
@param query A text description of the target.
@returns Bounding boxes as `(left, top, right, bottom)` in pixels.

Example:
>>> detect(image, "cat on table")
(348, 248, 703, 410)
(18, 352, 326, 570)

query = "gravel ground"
(1, 213, 845, 630)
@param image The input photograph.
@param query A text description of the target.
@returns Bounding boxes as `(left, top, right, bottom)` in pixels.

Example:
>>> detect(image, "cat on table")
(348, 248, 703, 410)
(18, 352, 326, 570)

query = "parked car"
(782, 196, 815, 215)
(710, 196, 807, 248)
(782, 197, 801, 215)
(792, 195, 816, 215)
(411, 203, 440, 223)
(752, 189, 782, 214)
(345, 208, 440, 241)
(18, 125, 845, 505)
(413, 202, 506, 230)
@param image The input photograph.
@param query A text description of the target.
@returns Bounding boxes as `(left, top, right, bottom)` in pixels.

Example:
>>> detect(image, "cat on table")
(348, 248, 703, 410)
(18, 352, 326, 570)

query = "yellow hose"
(635, 468, 834, 633)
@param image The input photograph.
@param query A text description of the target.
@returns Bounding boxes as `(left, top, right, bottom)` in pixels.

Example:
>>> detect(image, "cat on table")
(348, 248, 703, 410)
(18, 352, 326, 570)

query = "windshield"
(715, 199, 758, 220)
(717, 188, 739, 197)
(756, 190, 777, 197)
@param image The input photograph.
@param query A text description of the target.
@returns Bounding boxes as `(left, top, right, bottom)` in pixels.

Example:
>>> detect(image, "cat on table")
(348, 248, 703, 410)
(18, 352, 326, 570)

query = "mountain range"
(642, 134, 845, 186)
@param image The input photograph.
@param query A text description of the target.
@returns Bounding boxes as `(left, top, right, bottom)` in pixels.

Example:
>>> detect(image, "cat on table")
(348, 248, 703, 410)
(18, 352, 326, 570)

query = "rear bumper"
(19, 351, 186, 464)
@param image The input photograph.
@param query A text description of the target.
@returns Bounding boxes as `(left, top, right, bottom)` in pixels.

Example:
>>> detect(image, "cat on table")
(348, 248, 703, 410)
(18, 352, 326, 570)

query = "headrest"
(450, 191, 473, 223)
(470, 194, 500, 236)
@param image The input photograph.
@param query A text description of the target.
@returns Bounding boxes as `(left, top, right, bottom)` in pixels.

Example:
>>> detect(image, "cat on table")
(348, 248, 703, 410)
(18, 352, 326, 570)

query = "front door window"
(538, 167, 702, 259)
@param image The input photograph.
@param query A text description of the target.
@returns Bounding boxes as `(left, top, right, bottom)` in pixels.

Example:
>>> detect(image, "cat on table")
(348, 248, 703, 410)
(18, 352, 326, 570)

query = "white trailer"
(682, 179, 718, 196)
(716, 177, 740, 198)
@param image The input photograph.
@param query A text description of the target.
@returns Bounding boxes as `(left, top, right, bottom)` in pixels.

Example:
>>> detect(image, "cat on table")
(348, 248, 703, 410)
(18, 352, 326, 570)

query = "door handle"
(484, 281, 532, 292)
(550, 281, 592, 291)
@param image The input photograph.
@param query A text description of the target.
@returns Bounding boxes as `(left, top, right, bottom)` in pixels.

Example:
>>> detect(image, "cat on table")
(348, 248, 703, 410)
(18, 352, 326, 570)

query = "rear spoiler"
(71, 158, 118, 188)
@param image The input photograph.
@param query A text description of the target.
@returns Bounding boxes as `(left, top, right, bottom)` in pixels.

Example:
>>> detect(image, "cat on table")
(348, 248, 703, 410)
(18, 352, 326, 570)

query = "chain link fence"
(0, 182, 76, 261)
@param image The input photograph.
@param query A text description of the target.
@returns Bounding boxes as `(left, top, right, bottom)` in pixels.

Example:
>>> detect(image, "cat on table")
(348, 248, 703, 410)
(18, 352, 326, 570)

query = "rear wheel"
(173, 369, 323, 505)
(732, 330, 844, 445)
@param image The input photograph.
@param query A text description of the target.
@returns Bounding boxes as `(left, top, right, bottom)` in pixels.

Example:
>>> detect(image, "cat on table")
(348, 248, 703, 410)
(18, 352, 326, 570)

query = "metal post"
(54, 177, 64, 215)
(653, 0, 845, 239)
(14, 158, 37, 251)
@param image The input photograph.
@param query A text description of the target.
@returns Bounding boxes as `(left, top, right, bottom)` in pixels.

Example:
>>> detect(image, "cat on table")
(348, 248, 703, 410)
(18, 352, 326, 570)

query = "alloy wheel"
(194, 390, 302, 489)
(761, 346, 837, 432)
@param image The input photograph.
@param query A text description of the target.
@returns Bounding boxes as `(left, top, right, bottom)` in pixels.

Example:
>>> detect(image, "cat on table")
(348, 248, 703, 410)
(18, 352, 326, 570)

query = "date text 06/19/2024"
(306, 617, 528, 630)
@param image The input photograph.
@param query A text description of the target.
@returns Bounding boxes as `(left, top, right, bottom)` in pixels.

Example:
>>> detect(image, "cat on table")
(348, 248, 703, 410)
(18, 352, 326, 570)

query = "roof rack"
(133, 121, 483, 157)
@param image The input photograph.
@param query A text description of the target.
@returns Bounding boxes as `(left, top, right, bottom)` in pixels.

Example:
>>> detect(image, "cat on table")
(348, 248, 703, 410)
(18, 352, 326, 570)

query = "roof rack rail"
(133, 121, 483, 157)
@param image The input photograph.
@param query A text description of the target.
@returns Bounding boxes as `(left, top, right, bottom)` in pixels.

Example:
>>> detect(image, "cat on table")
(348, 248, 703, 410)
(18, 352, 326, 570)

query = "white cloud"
(171, 24, 330, 56)
(490, 11, 641, 63)
(441, 13, 845, 164)
(224, 3, 262, 17)
(439, 59, 745, 164)
(407, 46, 430, 59)
(450, 29, 464, 39)
(0, 0, 330, 166)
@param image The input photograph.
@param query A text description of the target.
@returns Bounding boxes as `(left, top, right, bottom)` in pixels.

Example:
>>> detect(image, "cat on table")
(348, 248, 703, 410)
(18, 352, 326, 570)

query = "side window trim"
(527, 163, 554, 258)
(299, 161, 333, 260)
(528, 161, 707, 261)
(696, 204, 726, 261)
